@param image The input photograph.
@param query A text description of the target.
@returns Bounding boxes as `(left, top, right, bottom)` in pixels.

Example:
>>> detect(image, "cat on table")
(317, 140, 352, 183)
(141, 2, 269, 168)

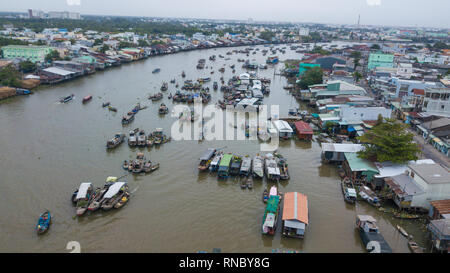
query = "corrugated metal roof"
(321, 143, 364, 153)
(430, 199, 450, 216)
(282, 192, 308, 224)
(344, 152, 379, 173)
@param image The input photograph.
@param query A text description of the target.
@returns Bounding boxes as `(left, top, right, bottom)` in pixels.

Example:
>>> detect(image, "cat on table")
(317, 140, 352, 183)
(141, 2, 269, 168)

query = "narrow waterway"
(0, 42, 428, 252)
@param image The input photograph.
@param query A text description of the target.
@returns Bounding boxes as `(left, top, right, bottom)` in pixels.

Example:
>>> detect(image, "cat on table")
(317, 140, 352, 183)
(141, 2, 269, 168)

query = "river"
(0, 42, 428, 253)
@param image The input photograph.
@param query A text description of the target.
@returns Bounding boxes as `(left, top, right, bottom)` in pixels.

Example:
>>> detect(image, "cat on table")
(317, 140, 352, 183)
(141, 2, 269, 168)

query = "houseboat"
(137, 130, 147, 147)
(277, 155, 289, 180)
(252, 155, 264, 179)
(281, 192, 308, 239)
(218, 153, 233, 179)
(341, 178, 357, 204)
(359, 186, 381, 207)
(229, 155, 242, 176)
(239, 156, 252, 176)
(262, 195, 281, 235)
(265, 154, 280, 182)
(356, 215, 392, 253)
(209, 151, 223, 172)
(101, 182, 129, 211)
(198, 148, 216, 171)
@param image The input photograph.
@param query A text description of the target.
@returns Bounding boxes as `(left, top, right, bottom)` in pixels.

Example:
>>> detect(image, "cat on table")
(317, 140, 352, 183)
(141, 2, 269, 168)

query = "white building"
(396, 63, 413, 79)
(299, 28, 309, 36)
(271, 120, 293, 139)
(339, 105, 391, 123)
(423, 87, 450, 117)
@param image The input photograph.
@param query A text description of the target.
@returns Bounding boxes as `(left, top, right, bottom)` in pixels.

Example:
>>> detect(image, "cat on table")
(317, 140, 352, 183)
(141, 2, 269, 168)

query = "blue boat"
(60, 94, 74, 103)
(152, 68, 161, 74)
(36, 211, 51, 235)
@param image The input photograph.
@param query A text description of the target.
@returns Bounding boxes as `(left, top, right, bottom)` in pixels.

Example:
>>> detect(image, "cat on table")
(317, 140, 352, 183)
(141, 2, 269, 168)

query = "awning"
(103, 182, 126, 199)
(76, 182, 92, 199)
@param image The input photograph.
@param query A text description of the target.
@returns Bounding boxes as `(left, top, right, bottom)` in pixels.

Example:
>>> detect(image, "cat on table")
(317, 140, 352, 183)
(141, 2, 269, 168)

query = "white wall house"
(339, 105, 391, 122)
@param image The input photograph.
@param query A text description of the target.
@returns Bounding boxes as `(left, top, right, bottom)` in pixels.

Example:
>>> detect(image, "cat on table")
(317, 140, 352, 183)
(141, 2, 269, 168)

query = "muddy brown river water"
(0, 43, 428, 252)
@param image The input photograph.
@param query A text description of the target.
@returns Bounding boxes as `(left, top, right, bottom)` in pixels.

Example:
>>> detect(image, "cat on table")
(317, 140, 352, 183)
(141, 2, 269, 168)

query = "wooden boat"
(82, 95, 92, 103)
(356, 215, 392, 253)
(144, 162, 159, 173)
(128, 128, 139, 146)
(121, 113, 135, 125)
(160, 82, 168, 91)
(246, 176, 253, 189)
(152, 68, 160, 73)
(265, 154, 280, 182)
(218, 153, 233, 179)
(114, 192, 130, 209)
(341, 177, 357, 204)
(131, 159, 144, 173)
(158, 103, 168, 114)
(88, 183, 113, 211)
(230, 155, 242, 176)
(262, 189, 269, 203)
(397, 225, 409, 237)
(101, 182, 129, 210)
(213, 82, 218, 90)
(102, 102, 110, 107)
(149, 92, 163, 101)
(60, 94, 74, 103)
(123, 160, 129, 170)
(277, 156, 289, 180)
(262, 195, 280, 235)
(181, 71, 186, 78)
(239, 156, 252, 176)
(137, 130, 146, 147)
(408, 240, 423, 253)
(209, 152, 223, 172)
(106, 133, 125, 149)
(198, 148, 216, 171)
(240, 179, 247, 189)
(108, 106, 117, 112)
(36, 211, 51, 235)
(74, 182, 94, 216)
(359, 186, 381, 207)
(252, 155, 264, 179)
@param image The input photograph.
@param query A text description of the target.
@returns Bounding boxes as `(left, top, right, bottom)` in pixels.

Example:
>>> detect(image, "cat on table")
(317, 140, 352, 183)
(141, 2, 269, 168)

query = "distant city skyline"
(2, 0, 450, 29)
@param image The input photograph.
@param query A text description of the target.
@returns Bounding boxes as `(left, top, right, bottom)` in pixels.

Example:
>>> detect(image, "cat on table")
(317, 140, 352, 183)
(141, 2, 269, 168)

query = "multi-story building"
(423, 87, 450, 117)
(1, 45, 54, 63)
(367, 52, 394, 71)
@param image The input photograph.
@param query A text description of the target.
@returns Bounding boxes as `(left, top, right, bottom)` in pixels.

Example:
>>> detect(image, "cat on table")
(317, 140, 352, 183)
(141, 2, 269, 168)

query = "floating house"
(271, 120, 293, 139)
(294, 121, 313, 140)
(342, 152, 379, 183)
(321, 143, 364, 163)
(281, 192, 308, 238)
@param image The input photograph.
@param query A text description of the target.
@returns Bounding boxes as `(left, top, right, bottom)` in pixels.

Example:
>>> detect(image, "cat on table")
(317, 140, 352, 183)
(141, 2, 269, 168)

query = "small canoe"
(408, 241, 423, 253)
(262, 189, 269, 203)
(397, 225, 409, 237)
(82, 95, 92, 103)
(246, 176, 253, 189)
(108, 106, 117, 112)
(240, 179, 247, 189)
(102, 102, 110, 107)
(36, 211, 51, 235)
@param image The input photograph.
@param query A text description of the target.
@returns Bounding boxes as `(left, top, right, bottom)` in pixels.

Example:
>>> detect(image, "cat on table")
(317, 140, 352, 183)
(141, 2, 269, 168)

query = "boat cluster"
(198, 148, 289, 183)
(128, 127, 171, 147)
(123, 152, 159, 174)
(71, 179, 130, 216)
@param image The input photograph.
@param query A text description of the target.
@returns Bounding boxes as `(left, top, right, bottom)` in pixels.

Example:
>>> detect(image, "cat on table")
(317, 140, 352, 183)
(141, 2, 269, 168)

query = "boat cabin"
(199, 148, 216, 170)
(76, 182, 93, 202)
(282, 192, 309, 238)
(294, 121, 313, 141)
(356, 215, 392, 253)
(218, 154, 233, 178)
(262, 195, 280, 235)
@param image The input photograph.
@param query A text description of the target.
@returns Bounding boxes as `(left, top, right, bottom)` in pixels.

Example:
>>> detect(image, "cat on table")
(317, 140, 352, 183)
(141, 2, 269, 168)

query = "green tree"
(45, 50, 61, 62)
(138, 39, 149, 47)
(18, 60, 36, 73)
(357, 118, 421, 163)
(99, 44, 110, 53)
(354, 71, 362, 82)
(298, 66, 323, 89)
(370, 44, 380, 50)
(0, 64, 21, 87)
(259, 31, 275, 42)
(93, 38, 103, 46)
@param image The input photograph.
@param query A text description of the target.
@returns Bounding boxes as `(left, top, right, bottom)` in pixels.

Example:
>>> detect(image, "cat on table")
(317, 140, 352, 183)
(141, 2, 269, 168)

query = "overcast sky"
(5, 0, 450, 28)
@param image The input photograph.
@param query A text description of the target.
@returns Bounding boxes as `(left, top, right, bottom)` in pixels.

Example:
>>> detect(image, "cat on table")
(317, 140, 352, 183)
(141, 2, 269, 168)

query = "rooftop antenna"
(358, 14, 360, 28)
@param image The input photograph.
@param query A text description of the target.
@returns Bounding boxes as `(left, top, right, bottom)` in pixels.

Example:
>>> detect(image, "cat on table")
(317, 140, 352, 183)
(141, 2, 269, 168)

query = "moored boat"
(356, 215, 392, 253)
(239, 156, 252, 176)
(159, 103, 168, 114)
(137, 130, 147, 147)
(128, 128, 139, 146)
(246, 176, 253, 189)
(262, 195, 280, 235)
(230, 155, 242, 176)
(359, 186, 381, 207)
(265, 154, 280, 182)
(218, 153, 233, 179)
(88, 182, 113, 211)
(262, 189, 269, 203)
(101, 182, 129, 210)
(198, 148, 216, 171)
(277, 155, 289, 180)
(281, 192, 308, 239)
(252, 155, 264, 179)
(408, 240, 423, 253)
(74, 182, 94, 216)
(341, 178, 357, 204)
(209, 151, 223, 172)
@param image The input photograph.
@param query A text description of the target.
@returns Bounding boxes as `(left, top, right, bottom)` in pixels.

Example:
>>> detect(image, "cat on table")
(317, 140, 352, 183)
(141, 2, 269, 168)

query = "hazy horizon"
(3, 0, 450, 29)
